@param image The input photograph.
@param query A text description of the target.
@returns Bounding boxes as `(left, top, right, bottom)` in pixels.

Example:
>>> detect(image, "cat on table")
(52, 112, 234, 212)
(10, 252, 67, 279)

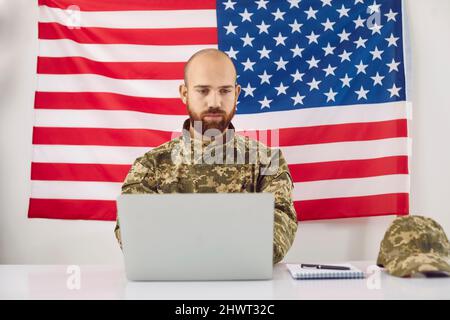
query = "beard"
(188, 105, 236, 136)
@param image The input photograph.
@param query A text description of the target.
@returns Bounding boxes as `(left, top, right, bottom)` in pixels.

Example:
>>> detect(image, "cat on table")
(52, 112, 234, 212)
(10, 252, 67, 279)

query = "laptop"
(116, 193, 275, 281)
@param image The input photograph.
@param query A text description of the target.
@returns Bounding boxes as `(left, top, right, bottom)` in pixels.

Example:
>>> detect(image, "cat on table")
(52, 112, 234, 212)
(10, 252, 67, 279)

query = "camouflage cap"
(377, 215, 450, 277)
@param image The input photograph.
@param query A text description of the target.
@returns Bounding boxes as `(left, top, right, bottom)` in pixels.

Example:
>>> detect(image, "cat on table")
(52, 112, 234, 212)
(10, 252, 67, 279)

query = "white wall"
(1, 0, 449, 265)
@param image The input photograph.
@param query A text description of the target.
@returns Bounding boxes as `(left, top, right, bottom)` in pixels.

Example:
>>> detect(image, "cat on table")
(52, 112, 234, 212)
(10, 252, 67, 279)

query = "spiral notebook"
(286, 263, 365, 280)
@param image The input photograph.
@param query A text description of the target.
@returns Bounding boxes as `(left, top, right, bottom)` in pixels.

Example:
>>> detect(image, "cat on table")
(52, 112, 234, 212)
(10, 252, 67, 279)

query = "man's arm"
(114, 156, 157, 249)
(258, 149, 298, 264)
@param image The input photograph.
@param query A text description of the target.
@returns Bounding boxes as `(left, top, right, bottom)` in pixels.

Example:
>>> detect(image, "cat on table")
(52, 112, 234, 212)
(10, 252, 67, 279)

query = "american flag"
(29, 0, 410, 221)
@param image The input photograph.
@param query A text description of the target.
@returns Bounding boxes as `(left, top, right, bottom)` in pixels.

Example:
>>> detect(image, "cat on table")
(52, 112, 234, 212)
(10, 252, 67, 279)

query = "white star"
(290, 44, 304, 58)
(257, 46, 271, 59)
(306, 56, 320, 69)
(355, 86, 369, 100)
(323, 64, 337, 77)
(274, 57, 289, 70)
(307, 78, 322, 91)
(239, 8, 253, 22)
(275, 82, 289, 95)
(223, 0, 236, 10)
(323, 42, 336, 56)
(336, 5, 350, 18)
(354, 36, 368, 48)
(256, 21, 270, 34)
(353, 15, 366, 29)
(225, 46, 238, 59)
(368, 0, 381, 13)
(321, 18, 335, 31)
(242, 83, 256, 97)
(371, 72, 385, 86)
(385, 33, 399, 47)
(287, 0, 301, 8)
(224, 22, 237, 35)
(241, 33, 254, 47)
(255, 0, 269, 10)
(291, 92, 305, 106)
(370, 46, 384, 60)
(338, 49, 352, 62)
(387, 84, 402, 98)
(355, 0, 364, 4)
(355, 60, 368, 74)
(321, 0, 332, 7)
(272, 8, 286, 21)
(258, 70, 272, 84)
(385, 9, 399, 22)
(304, 6, 318, 20)
(340, 74, 352, 88)
(306, 31, 320, 44)
(289, 19, 303, 33)
(241, 58, 256, 71)
(324, 88, 338, 102)
(369, 23, 383, 35)
(338, 29, 351, 42)
(291, 69, 305, 82)
(273, 32, 287, 46)
(386, 59, 401, 73)
(259, 96, 272, 109)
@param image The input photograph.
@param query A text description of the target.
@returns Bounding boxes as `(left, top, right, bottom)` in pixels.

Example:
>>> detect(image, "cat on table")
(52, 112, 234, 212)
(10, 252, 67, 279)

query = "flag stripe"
(31, 138, 410, 165)
(38, 0, 217, 11)
(30, 175, 409, 201)
(39, 5, 217, 28)
(31, 156, 408, 183)
(35, 92, 188, 115)
(38, 40, 218, 62)
(39, 23, 218, 45)
(294, 193, 409, 221)
(34, 102, 410, 128)
(32, 120, 407, 147)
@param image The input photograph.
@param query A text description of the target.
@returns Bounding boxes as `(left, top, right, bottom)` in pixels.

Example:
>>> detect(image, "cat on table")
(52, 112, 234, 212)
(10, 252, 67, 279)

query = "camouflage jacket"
(115, 119, 298, 264)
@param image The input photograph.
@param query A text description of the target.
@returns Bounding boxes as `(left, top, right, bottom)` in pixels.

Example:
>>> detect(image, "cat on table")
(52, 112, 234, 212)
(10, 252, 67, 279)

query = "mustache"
(201, 108, 226, 116)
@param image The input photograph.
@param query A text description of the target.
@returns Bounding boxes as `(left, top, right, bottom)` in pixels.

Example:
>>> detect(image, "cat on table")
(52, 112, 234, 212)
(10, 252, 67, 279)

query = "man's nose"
(207, 90, 221, 107)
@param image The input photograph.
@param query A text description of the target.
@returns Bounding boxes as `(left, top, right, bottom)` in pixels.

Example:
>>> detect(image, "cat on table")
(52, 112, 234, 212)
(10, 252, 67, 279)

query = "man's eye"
(197, 90, 208, 94)
(220, 90, 231, 94)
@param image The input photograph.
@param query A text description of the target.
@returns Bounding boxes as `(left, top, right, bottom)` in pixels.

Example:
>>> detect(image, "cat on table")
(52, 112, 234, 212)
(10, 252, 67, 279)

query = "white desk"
(1, 261, 449, 300)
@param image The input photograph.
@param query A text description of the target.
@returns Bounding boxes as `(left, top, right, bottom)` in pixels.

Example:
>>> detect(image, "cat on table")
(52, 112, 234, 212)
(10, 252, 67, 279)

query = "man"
(114, 48, 298, 264)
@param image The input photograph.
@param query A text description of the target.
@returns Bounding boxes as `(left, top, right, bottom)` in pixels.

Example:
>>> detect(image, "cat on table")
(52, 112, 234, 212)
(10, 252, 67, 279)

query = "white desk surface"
(1, 261, 449, 300)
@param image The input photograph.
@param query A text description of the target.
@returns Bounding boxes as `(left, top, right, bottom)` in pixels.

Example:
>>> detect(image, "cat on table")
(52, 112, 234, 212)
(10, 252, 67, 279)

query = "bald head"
(183, 48, 237, 86)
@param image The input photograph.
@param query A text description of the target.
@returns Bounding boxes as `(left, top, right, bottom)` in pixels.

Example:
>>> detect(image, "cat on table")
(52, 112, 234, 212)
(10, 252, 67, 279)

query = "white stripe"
(32, 138, 410, 165)
(39, 5, 217, 29)
(39, 39, 218, 62)
(34, 101, 408, 130)
(37, 74, 181, 98)
(293, 175, 410, 201)
(30, 175, 409, 201)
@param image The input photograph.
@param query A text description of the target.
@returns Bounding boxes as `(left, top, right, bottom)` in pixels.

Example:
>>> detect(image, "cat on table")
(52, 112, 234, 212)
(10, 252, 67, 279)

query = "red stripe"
(32, 120, 407, 147)
(28, 198, 117, 220)
(35, 92, 188, 115)
(39, 22, 218, 45)
(294, 193, 409, 221)
(31, 162, 131, 182)
(289, 156, 409, 182)
(39, 0, 217, 11)
(31, 157, 409, 183)
(28, 194, 409, 221)
(38, 57, 185, 79)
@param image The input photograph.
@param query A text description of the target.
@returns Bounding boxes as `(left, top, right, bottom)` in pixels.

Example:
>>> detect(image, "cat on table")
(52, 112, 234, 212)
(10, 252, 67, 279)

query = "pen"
(300, 263, 351, 270)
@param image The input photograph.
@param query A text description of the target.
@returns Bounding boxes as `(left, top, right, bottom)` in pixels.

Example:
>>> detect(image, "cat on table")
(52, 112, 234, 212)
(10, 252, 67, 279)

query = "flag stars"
(354, 36, 368, 48)
(291, 69, 305, 82)
(290, 44, 304, 58)
(223, 22, 237, 35)
(256, 21, 270, 34)
(259, 96, 272, 109)
(306, 31, 320, 44)
(323, 64, 337, 77)
(289, 19, 303, 33)
(304, 6, 318, 20)
(336, 5, 350, 18)
(306, 56, 320, 69)
(287, 0, 301, 8)
(355, 60, 369, 74)
(338, 29, 351, 42)
(387, 84, 402, 98)
(321, 18, 336, 31)
(273, 32, 288, 46)
(255, 0, 269, 10)
(385, 9, 399, 22)
(241, 58, 256, 71)
(385, 33, 399, 47)
(257, 46, 271, 59)
(242, 83, 256, 97)
(321, 0, 333, 7)
(355, 86, 370, 100)
(338, 49, 352, 62)
(371, 72, 385, 86)
(272, 8, 286, 21)
(291, 92, 305, 106)
(386, 59, 401, 73)
(275, 82, 289, 95)
(370, 46, 384, 60)
(323, 43, 336, 56)
(369, 23, 383, 35)
(225, 46, 238, 60)
(223, 0, 236, 10)
(274, 57, 289, 70)
(340, 74, 352, 88)
(307, 78, 322, 91)
(368, 0, 381, 13)
(239, 8, 253, 22)
(324, 88, 338, 102)
(353, 15, 366, 29)
(240, 33, 254, 47)
(258, 70, 272, 84)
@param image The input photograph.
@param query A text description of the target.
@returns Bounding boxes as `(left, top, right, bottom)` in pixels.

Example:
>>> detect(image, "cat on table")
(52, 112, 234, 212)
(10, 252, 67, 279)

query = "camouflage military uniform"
(377, 215, 450, 277)
(115, 119, 298, 264)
